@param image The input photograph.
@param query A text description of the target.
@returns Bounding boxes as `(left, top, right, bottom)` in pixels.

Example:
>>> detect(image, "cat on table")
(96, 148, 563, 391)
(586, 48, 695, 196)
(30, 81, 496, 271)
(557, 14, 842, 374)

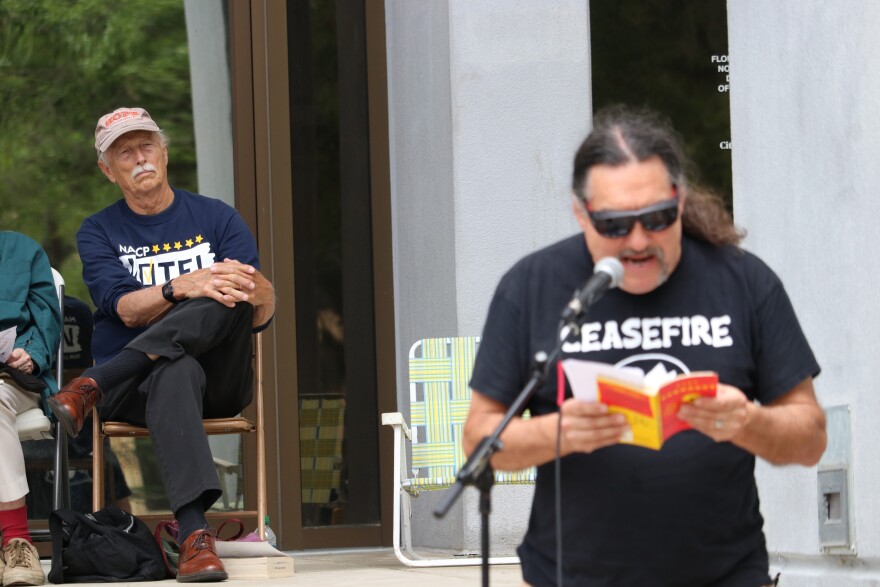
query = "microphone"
(561, 257, 624, 322)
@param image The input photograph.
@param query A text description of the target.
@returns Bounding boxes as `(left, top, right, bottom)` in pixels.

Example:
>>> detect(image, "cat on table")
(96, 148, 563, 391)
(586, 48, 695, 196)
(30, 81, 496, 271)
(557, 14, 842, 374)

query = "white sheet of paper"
(0, 326, 16, 363)
(642, 362, 678, 388)
(560, 359, 644, 402)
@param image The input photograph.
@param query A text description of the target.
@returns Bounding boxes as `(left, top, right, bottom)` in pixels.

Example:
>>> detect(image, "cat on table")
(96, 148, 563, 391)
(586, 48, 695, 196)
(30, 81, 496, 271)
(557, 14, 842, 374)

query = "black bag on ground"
(48, 505, 167, 583)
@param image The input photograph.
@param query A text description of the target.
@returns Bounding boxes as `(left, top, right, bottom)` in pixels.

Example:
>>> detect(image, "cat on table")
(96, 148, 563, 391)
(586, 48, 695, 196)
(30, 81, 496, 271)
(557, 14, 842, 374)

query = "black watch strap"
(162, 280, 180, 304)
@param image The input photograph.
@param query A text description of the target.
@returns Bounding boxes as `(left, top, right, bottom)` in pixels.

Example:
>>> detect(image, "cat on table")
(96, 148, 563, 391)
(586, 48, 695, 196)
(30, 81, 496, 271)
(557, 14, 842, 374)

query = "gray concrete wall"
(386, 0, 588, 554)
(183, 0, 239, 483)
(386, 0, 463, 550)
(446, 0, 592, 337)
(184, 0, 235, 207)
(728, 1, 880, 583)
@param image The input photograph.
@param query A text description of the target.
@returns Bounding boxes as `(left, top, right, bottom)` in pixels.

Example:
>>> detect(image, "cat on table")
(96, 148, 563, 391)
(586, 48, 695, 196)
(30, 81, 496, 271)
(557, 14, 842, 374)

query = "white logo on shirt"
(118, 242, 215, 286)
(562, 315, 733, 353)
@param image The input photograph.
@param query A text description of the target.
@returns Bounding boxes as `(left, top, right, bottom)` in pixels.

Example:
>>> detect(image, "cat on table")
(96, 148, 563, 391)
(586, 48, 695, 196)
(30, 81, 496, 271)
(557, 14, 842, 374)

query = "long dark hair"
(572, 105, 744, 247)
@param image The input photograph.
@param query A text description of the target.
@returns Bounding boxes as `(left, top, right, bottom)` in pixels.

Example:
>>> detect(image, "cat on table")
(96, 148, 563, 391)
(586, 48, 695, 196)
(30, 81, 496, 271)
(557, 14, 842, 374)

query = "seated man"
(0, 230, 61, 587)
(49, 107, 275, 583)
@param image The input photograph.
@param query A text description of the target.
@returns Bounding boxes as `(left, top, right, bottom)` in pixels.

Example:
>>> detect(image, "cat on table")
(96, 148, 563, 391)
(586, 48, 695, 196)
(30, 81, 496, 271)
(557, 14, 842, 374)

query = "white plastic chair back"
(15, 268, 64, 441)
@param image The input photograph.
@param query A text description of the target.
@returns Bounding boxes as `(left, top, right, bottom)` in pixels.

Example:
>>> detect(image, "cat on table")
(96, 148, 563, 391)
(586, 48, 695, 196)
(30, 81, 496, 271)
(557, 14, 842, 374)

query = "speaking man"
(463, 105, 826, 587)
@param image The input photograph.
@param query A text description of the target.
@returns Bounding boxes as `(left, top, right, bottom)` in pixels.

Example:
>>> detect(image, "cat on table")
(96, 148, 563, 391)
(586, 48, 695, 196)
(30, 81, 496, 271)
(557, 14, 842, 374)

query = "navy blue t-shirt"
(77, 188, 260, 364)
(470, 234, 820, 587)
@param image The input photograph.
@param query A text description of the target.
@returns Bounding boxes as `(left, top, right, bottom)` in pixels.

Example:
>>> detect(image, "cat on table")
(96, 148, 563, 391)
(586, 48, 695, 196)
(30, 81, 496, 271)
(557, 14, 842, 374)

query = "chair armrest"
(381, 412, 411, 441)
(17, 408, 53, 441)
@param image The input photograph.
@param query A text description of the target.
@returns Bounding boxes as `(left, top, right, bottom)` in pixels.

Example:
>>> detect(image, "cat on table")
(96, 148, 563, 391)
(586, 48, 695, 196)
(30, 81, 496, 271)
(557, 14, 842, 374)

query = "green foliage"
(0, 0, 194, 303)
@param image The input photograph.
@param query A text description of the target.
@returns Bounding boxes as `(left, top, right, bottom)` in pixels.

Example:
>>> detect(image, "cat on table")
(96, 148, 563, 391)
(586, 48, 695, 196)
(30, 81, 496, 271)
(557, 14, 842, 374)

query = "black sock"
(83, 348, 154, 390)
(175, 499, 208, 543)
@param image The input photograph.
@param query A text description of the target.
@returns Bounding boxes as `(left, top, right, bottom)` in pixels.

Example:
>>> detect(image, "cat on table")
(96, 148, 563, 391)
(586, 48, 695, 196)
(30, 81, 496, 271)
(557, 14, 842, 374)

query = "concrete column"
(729, 2, 880, 582)
(184, 0, 235, 207)
(386, 0, 590, 554)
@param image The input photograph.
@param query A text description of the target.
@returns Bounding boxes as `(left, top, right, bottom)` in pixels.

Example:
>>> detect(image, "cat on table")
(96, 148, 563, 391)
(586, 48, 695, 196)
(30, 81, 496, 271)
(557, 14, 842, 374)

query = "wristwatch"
(162, 280, 180, 304)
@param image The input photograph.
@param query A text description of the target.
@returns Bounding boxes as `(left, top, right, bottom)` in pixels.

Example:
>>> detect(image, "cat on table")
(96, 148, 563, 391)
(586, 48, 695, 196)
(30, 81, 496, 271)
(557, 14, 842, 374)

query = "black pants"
(97, 298, 254, 513)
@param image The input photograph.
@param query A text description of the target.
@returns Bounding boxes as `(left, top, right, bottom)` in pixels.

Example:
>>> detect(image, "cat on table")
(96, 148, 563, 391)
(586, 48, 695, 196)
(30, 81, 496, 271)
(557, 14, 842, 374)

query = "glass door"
(288, 0, 383, 546)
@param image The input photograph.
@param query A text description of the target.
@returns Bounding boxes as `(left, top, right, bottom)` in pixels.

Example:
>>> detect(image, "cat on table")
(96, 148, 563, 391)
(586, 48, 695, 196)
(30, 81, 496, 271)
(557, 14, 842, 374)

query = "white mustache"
(131, 163, 157, 180)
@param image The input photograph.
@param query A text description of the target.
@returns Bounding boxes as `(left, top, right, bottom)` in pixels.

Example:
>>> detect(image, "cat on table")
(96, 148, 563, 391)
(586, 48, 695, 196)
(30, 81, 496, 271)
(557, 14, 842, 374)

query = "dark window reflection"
(289, 0, 380, 528)
(590, 0, 732, 207)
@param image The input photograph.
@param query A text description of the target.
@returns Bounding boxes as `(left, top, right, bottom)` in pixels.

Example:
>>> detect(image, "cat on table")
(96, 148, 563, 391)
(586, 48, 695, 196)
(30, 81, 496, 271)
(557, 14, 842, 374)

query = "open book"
(560, 359, 718, 450)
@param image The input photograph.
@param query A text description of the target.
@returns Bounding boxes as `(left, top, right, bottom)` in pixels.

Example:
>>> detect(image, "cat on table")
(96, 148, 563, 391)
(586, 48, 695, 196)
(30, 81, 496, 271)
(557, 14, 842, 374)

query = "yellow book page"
(598, 378, 663, 450)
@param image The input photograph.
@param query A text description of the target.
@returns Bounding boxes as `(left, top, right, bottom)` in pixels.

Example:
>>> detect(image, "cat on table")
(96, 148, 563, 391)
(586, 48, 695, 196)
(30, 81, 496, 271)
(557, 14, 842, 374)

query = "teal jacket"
(0, 231, 61, 416)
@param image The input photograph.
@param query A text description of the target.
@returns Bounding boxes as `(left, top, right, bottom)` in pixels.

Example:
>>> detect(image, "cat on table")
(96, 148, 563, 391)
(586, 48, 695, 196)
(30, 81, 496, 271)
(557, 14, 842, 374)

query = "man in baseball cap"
(94, 107, 161, 154)
(51, 106, 275, 583)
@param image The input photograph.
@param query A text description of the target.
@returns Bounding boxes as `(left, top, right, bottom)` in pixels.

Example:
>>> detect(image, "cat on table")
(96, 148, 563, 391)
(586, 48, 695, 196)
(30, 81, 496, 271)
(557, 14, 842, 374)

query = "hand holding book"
(560, 359, 719, 450)
(557, 398, 631, 455)
(676, 382, 755, 443)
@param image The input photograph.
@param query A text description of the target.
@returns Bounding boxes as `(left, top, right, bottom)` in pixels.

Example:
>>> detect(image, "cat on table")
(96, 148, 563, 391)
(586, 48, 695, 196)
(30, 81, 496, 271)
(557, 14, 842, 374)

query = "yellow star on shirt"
(195, 234, 204, 244)
(152, 245, 160, 254)
(174, 241, 182, 250)
(163, 243, 171, 252)
(185, 239, 194, 248)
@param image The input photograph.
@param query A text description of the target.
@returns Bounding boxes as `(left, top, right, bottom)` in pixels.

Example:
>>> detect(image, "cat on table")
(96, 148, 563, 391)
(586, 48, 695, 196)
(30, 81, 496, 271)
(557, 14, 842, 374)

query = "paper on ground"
(215, 540, 289, 558)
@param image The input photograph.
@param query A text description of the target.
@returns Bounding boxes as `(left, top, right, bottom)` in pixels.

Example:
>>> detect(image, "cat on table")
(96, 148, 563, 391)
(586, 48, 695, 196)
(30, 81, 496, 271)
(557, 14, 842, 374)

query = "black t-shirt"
(470, 234, 820, 587)
(63, 295, 94, 370)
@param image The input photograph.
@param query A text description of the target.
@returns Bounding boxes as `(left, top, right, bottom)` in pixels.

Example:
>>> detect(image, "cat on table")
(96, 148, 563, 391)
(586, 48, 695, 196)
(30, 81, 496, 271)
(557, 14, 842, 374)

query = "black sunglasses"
(587, 191, 680, 238)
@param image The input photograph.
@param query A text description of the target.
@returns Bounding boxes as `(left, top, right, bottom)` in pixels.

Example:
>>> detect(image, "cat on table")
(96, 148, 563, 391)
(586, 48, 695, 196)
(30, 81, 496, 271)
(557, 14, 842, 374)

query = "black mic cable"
(554, 319, 571, 587)
(553, 257, 623, 586)
(555, 372, 564, 587)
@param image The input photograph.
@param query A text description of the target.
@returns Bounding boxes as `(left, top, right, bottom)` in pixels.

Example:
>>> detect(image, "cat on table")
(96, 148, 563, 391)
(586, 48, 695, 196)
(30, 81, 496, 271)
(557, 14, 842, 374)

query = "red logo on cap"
(105, 111, 142, 127)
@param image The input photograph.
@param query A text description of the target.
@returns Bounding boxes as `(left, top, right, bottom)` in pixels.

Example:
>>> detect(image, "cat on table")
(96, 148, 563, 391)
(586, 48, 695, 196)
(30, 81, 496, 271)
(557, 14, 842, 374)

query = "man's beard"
(620, 246, 670, 287)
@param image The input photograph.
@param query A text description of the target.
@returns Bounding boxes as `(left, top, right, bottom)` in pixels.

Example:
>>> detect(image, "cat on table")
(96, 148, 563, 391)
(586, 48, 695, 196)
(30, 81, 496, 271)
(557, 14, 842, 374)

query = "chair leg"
(255, 333, 267, 542)
(391, 425, 401, 557)
(62, 429, 70, 509)
(396, 485, 519, 568)
(92, 409, 104, 512)
(254, 333, 266, 540)
(256, 428, 266, 541)
(51, 421, 70, 510)
(390, 424, 419, 566)
(400, 489, 415, 557)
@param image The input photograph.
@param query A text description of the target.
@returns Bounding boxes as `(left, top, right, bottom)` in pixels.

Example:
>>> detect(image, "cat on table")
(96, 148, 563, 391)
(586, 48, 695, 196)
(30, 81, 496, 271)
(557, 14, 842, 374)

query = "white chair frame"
(16, 267, 70, 539)
(382, 337, 530, 568)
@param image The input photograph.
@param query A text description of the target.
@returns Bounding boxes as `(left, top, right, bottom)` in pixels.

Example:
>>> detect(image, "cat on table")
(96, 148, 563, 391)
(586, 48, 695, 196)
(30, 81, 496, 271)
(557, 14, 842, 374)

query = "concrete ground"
(38, 547, 524, 586)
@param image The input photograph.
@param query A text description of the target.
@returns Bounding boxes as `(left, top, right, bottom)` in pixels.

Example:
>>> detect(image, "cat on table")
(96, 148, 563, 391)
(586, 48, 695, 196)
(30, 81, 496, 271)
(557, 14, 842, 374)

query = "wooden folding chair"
(91, 333, 267, 539)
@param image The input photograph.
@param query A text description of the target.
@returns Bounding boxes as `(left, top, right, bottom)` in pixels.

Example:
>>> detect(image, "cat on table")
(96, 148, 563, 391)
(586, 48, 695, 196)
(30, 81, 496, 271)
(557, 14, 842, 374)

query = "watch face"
(163, 281, 176, 302)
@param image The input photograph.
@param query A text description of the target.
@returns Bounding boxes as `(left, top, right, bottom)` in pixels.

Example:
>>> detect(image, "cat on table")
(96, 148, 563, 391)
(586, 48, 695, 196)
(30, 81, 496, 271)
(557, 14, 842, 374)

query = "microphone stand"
(433, 262, 619, 586)
(433, 322, 576, 587)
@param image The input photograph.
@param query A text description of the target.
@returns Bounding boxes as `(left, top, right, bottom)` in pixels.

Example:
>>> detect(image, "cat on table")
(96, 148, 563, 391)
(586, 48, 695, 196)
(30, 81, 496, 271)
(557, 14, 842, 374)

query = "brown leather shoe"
(176, 530, 227, 583)
(47, 377, 103, 438)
